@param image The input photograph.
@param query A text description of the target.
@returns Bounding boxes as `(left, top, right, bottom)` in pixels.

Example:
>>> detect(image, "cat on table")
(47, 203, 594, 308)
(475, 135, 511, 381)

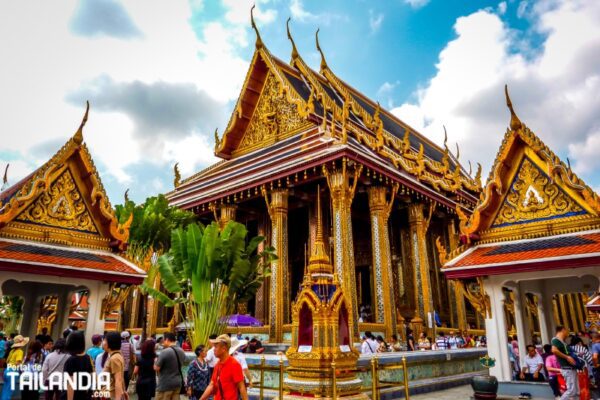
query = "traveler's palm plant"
(142, 221, 275, 347)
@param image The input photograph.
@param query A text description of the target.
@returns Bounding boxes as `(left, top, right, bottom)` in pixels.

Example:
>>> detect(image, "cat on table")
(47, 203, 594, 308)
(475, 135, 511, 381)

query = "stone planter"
(471, 375, 498, 400)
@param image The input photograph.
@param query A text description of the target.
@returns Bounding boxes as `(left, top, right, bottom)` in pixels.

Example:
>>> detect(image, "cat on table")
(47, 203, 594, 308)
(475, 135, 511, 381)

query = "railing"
(250, 355, 410, 399)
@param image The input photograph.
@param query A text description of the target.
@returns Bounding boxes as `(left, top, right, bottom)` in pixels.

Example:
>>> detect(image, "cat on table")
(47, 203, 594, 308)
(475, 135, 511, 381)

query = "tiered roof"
(168, 13, 482, 210)
(0, 104, 145, 283)
(443, 87, 600, 278)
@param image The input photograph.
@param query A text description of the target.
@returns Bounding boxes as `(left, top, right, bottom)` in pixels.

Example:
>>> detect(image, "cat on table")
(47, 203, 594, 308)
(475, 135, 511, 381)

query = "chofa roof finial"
(315, 28, 328, 73)
(250, 5, 263, 49)
(73, 100, 89, 145)
(286, 17, 299, 62)
(504, 84, 522, 131)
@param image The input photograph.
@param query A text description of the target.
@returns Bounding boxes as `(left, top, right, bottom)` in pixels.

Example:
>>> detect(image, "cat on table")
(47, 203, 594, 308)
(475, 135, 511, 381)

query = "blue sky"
(1, 0, 599, 204)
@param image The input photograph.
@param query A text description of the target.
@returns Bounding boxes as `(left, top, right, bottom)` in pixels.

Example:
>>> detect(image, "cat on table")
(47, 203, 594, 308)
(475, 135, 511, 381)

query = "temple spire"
(286, 17, 299, 62)
(315, 28, 328, 73)
(73, 101, 89, 145)
(250, 5, 263, 49)
(504, 84, 522, 131)
(309, 185, 332, 274)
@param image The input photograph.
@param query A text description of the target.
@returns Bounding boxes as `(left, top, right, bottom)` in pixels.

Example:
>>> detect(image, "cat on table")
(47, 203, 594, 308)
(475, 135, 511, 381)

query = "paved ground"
(410, 385, 519, 400)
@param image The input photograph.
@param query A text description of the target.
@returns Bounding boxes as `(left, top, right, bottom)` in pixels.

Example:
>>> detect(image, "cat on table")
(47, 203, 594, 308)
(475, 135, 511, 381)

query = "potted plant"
(471, 354, 498, 399)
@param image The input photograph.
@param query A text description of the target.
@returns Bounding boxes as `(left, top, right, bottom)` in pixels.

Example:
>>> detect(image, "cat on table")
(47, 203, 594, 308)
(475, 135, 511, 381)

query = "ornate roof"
(170, 15, 481, 208)
(0, 238, 144, 284)
(0, 103, 132, 252)
(442, 86, 600, 276)
(444, 230, 600, 278)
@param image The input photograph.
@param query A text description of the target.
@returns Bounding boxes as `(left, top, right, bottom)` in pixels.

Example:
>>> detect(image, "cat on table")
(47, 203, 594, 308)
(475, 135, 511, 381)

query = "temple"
(0, 103, 145, 342)
(442, 86, 600, 382)
(164, 14, 485, 343)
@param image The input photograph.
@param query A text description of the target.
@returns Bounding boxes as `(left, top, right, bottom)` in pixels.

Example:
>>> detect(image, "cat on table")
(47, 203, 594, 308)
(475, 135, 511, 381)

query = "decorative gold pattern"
(263, 187, 289, 343)
(455, 86, 600, 246)
(368, 184, 398, 336)
(455, 277, 491, 319)
(0, 103, 131, 250)
(237, 73, 310, 156)
(285, 187, 363, 398)
(323, 161, 362, 340)
(16, 169, 98, 233)
(408, 203, 434, 329)
(101, 283, 133, 319)
(492, 158, 585, 227)
(36, 296, 58, 334)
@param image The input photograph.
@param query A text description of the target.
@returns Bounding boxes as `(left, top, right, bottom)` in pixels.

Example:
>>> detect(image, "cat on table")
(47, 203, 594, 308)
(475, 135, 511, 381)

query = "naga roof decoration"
(444, 86, 600, 267)
(179, 15, 481, 204)
(0, 102, 132, 251)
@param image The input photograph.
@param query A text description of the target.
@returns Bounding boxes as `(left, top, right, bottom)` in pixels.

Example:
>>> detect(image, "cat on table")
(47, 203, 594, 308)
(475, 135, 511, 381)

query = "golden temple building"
(164, 15, 486, 343)
(0, 103, 145, 342)
(442, 87, 600, 383)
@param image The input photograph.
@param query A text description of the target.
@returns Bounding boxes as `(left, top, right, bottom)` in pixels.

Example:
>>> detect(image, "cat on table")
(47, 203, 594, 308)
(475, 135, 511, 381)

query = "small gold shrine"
(282, 187, 367, 399)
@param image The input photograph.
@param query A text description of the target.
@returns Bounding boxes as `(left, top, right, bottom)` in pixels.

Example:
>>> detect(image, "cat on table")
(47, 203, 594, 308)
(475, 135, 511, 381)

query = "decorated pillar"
(218, 205, 237, 228)
(263, 188, 289, 342)
(367, 185, 398, 337)
(323, 161, 362, 339)
(447, 220, 468, 331)
(254, 217, 268, 323)
(408, 203, 434, 334)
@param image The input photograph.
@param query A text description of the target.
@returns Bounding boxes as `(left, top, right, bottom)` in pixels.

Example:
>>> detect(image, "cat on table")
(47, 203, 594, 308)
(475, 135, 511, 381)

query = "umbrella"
(222, 314, 263, 327)
(175, 321, 193, 331)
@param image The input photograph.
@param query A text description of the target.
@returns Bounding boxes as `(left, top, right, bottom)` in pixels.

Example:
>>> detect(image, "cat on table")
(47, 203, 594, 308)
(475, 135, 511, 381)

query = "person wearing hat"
(1, 335, 29, 400)
(200, 334, 248, 400)
(229, 337, 252, 389)
(120, 331, 135, 388)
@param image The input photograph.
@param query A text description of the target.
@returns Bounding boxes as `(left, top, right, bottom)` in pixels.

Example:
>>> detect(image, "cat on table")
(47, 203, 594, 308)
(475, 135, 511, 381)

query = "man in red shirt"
(200, 334, 248, 400)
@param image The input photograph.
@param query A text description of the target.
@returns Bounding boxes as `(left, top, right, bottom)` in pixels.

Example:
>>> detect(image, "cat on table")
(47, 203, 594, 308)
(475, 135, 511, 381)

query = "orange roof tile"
(0, 239, 145, 284)
(444, 230, 600, 278)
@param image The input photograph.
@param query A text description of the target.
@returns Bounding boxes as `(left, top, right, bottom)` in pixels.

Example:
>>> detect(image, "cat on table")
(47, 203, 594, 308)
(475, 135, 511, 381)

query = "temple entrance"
(356, 264, 373, 322)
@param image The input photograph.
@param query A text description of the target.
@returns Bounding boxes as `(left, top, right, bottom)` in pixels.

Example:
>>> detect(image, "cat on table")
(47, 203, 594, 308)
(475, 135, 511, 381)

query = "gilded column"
(263, 188, 289, 342)
(218, 205, 237, 228)
(324, 162, 362, 339)
(254, 218, 267, 323)
(447, 220, 468, 332)
(368, 185, 398, 338)
(408, 203, 434, 334)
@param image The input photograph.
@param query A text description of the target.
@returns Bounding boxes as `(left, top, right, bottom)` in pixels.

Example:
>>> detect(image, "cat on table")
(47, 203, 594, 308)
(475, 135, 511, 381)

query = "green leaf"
(157, 254, 183, 293)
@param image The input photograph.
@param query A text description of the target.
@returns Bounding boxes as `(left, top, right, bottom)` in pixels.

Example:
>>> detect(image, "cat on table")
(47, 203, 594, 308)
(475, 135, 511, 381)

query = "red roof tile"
(0, 239, 145, 284)
(444, 231, 600, 278)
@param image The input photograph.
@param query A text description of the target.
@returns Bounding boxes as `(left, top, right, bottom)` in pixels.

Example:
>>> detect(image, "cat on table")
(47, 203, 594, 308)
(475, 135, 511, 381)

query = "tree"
(143, 221, 275, 347)
(114, 194, 196, 338)
(0, 296, 24, 333)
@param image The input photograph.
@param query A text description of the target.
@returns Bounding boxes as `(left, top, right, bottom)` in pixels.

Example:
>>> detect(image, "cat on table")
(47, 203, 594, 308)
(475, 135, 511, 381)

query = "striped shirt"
(120, 341, 133, 371)
(436, 336, 449, 350)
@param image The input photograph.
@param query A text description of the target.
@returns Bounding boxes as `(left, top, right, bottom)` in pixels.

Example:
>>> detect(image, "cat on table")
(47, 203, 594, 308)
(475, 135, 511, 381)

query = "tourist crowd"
(507, 326, 600, 400)
(0, 327, 256, 400)
(359, 328, 486, 353)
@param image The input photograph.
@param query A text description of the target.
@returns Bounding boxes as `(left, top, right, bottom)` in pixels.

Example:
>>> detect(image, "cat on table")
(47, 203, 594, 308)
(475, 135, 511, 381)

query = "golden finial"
(214, 127, 220, 146)
(286, 17, 299, 62)
(455, 142, 460, 160)
(468, 160, 472, 176)
(2, 164, 8, 185)
(402, 128, 411, 153)
(504, 84, 522, 131)
(475, 162, 482, 187)
(173, 162, 181, 188)
(1, 163, 8, 191)
(250, 5, 263, 49)
(443, 125, 448, 148)
(73, 100, 89, 145)
(315, 28, 328, 72)
(124, 188, 130, 203)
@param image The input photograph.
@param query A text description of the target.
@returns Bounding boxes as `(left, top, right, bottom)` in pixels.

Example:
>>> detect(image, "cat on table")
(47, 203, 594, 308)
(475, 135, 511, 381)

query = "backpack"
(568, 347, 585, 370)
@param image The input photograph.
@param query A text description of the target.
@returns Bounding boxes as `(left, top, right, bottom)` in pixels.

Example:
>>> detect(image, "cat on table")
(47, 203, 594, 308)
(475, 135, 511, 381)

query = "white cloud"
(369, 10, 384, 33)
(497, 2, 507, 15)
(517, 1, 529, 18)
(222, 0, 277, 25)
(403, 0, 430, 10)
(0, 0, 251, 201)
(376, 81, 400, 109)
(391, 0, 600, 186)
(289, 0, 343, 25)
